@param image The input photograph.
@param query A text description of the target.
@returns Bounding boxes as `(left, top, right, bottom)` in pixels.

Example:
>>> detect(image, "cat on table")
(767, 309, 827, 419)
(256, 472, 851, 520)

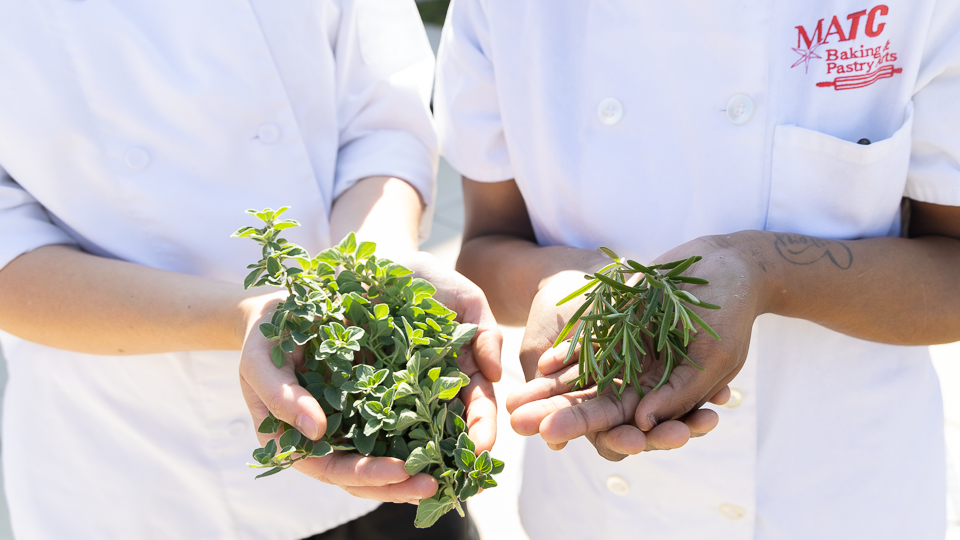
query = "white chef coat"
(0, 1, 436, 539)
(436, 1, 959, 539)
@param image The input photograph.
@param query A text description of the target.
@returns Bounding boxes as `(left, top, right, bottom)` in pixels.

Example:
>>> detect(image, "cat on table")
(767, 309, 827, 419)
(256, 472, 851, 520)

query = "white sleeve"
(0, 164, 77, 270)
(434, 0, 514, 183)
(333, 0, 438, 205)
(906, 1, 960, 206)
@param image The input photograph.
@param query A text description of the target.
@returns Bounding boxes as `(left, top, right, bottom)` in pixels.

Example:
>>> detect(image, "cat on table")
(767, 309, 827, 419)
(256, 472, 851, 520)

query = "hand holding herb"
(509, 238, 760, 460)
(234, 208, 503, 527)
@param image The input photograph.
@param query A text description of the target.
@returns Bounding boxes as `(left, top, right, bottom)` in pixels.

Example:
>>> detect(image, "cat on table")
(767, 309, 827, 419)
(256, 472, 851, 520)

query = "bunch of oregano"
(555, 247, 721, 399)
(233, 208, 503, 528)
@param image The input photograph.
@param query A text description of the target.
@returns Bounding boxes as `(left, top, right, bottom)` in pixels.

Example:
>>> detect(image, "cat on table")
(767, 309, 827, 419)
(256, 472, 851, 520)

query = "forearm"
(329, 176, 422, 259)
(0, 245, 273, 354)
(723, 230, 960, 345)
(457, 235, 608, 326)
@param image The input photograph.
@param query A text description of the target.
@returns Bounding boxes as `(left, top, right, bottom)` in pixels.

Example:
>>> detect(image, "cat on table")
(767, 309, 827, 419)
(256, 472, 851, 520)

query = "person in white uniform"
(435, 1, 960, 538)
(0, 2, 501, 539)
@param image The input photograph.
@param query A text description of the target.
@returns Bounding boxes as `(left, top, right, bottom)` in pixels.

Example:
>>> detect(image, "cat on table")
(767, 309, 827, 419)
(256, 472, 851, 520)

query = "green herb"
(555, 247, 720, 399)
(234, 208, 503, 528)
(416, 0, 449, 26)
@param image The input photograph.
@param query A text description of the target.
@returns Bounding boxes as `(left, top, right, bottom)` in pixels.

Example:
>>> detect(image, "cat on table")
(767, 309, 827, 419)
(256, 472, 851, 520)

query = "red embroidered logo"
(791, 4, 901, 91)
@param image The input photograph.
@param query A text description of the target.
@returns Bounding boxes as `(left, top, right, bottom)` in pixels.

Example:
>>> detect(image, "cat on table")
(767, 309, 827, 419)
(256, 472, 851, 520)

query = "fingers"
(293, 453, 438, 503)
(633, 363, 733, 431)
(468, 292, 504, 384)
(510, 385, 600, 437)
(417, 260, 502, 384)
(295, 453, 409, 486)
(460, 372, 497, 453)
(505, 363, 581, 414)
(643, 420, 693, 450)
(239, 344, 326, 440)
(588, 419, 693, 461)
(239, 376, 274, 446)
(341, 474, 440, 504)
(536, 390, 639, 445)
(518, 309, 571, 381)
(537, 340, 577, 376)
(707, 385, 731, 406)
(682, 408, 720, 437)
(593, 425, 647, 460)
(450, 285, 503, 385)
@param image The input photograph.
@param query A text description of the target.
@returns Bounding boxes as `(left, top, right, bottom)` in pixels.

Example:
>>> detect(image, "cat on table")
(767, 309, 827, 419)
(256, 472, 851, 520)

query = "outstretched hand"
(627, 235, 764, 432)
(396, 251, 502, 454)
(506, 236, 764, 461)
(237, 252, 502, 503)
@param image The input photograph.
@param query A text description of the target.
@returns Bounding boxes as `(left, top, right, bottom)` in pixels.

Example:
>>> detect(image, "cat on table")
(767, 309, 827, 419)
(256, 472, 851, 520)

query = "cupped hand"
(237, 292, 439, 503)
(507, 341, 729, 461)
(394, 251, 502, 454)
(506, 239, 758, 460)
(237, 251, 502, 503)
(627, 234, 767, 432)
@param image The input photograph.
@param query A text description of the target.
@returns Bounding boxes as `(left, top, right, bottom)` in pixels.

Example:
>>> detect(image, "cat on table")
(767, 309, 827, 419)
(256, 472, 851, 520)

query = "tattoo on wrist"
(773, 233, 853, 270)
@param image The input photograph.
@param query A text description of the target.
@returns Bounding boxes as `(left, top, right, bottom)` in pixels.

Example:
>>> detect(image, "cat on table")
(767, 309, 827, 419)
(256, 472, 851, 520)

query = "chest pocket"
(767, 102, 914, 239)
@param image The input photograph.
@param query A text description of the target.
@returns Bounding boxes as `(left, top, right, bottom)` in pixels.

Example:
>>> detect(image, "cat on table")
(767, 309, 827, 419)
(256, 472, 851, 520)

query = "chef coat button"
(605, 475, 630, 496)
(597, 98, 624, 125)
(722, 387, 744, 409)
(227, 420, 247, 438)
(257, 123, 281, 144)
(719, 503, 746, 521)
(726, 95, 755, 125)
(124, 147, 151, 170)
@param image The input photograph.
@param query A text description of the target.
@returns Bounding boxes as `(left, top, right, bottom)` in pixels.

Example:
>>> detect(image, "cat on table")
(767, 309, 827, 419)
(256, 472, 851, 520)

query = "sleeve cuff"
(904, 172, 960, 206)
(439, 149, 514, 184)
(334, 129, 438, 206)
(0, 171, 77, 270)
(0, 206, 77, 271)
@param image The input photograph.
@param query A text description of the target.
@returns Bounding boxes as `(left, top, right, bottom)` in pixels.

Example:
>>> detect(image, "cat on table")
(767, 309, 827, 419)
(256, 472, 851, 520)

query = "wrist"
(360, 238, 420, 264)
(536, 246, 613, 293)
(710, 230, 785, 317)
(384, 249, 436, 270)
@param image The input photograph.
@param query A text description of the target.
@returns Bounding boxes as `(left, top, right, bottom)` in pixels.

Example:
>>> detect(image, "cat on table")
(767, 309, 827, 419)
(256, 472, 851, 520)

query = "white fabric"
(0, 1, 436, 539)
(436, 1, 958, 539)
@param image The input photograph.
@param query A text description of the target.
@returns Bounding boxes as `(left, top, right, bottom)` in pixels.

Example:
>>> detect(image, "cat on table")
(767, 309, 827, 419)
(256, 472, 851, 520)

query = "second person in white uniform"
(436, 0, 960, 539)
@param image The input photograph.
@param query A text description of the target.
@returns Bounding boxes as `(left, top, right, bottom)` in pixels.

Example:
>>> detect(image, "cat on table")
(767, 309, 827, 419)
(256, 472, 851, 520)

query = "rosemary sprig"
(555, 247, 720, 400)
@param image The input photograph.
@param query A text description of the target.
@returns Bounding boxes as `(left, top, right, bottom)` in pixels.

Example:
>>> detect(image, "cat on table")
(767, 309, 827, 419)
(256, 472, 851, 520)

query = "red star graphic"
(791, 41, 824, 74)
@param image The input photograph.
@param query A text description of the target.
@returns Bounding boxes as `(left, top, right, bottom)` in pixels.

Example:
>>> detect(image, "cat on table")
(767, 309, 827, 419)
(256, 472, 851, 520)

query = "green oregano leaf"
(269, 345, 286, 368)
(414, 494, 457, 529)
(234, 210, 504, 527)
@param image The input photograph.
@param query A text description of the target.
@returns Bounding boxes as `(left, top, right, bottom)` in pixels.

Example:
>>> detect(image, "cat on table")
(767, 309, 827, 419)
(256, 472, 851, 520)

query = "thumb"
(634, 364, 733, 432)
(239, 345, 327, 440)
(537, 339, 581, 376)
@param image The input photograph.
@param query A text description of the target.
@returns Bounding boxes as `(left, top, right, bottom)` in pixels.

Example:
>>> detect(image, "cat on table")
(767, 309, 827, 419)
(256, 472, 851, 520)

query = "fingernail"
(647, 413, 658, 430)
(296, 413, 320, 440)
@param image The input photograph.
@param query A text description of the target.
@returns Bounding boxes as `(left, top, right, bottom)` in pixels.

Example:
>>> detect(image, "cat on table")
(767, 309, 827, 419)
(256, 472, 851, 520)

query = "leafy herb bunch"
(233, 208, 503, 528)
(556, 247, 721, 400)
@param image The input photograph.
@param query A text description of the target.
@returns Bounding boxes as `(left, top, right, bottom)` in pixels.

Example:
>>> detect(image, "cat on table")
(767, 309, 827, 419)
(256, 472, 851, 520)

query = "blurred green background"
(416, 0, 450, 26)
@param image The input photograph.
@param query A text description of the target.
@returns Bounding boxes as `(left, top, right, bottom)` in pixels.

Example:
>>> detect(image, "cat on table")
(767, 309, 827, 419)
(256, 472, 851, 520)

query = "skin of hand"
(455, 178, 727, 461)
(510, 200, 960, 461)
(0, 175, 501, 504)
(238, 177, 503, 504)
(505, 264, 732, 462)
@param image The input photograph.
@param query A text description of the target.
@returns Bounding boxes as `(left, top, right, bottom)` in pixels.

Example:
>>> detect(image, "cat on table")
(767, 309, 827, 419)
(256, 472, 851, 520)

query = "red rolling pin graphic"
(817, 65, 903, 90)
